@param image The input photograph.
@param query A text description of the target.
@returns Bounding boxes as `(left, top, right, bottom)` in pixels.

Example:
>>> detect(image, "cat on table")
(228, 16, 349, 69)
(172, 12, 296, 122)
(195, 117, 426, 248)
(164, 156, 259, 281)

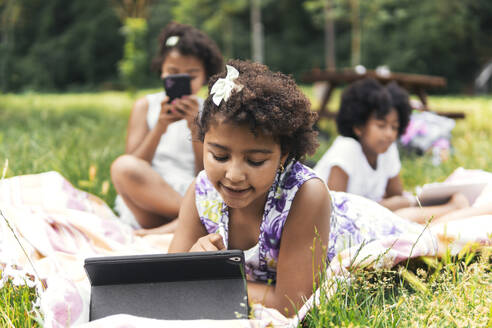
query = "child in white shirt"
(315, 135, 401, 203)
(315, 78, 470, 220)
(315, 78, 411, 210)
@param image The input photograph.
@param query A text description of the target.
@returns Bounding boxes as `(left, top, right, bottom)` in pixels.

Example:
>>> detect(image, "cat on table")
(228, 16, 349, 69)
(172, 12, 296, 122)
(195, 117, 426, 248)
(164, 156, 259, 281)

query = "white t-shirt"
(146, 91, 202, 191)
(314, 136, 401, 202)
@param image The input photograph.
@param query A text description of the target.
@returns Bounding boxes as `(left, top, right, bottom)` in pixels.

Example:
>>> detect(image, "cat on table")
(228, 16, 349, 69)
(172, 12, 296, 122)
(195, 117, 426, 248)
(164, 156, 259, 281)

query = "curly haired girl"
(314, 78, 413, 210)
(169, 61, 433, 315)
(314, 78, 471, 221)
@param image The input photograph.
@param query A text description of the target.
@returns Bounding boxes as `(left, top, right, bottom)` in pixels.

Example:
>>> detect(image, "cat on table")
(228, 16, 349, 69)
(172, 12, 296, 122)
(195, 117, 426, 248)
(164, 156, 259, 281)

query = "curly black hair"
(152, 22, 224, 81)
(336, 78, 411, 139)
(198, 60, 319, 161)
(385, 81, 411, 134)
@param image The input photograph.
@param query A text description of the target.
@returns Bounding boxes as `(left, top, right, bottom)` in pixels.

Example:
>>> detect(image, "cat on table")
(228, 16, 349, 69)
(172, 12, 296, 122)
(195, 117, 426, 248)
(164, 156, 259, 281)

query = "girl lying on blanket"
(313, 78, 470, 222)
(111, 22, 223, 231)
(168, 60, 447, 316)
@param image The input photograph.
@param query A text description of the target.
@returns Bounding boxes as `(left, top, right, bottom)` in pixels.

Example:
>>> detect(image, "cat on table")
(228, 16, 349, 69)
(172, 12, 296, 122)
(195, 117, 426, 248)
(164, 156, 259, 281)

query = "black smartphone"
(163, 74, 191, 102)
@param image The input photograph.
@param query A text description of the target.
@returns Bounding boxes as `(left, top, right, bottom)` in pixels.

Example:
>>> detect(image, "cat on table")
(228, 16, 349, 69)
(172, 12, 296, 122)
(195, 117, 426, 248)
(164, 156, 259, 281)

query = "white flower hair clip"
(210, 65, 243, 106)
(165, 35, 179, 47)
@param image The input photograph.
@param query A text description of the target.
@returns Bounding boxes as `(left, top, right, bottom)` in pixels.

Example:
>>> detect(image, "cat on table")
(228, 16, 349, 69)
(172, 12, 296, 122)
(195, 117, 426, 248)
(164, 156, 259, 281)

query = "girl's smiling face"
(203, 119, 288, 210)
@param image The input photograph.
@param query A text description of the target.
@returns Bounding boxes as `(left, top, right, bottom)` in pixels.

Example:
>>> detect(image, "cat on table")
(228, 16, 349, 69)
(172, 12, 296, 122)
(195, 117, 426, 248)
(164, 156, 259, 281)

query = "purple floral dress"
(195, 160, 423, 283)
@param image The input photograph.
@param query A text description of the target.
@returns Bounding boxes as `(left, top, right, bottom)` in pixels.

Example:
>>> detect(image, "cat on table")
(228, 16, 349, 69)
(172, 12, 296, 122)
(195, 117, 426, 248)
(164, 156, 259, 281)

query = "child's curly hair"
(386, 81, 411, 133)
(336, 78, 411, 139)
(198, 60, 318, 161)
(152, 22, 223, 81)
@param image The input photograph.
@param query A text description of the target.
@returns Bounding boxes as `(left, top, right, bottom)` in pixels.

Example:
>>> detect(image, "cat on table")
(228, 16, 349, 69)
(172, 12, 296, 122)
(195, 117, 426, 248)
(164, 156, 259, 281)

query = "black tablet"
(84, 250, 249, 321)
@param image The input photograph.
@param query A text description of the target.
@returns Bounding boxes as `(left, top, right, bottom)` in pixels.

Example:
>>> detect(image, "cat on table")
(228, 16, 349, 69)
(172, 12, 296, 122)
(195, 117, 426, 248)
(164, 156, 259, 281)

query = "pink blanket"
(0, 171, 490, 328)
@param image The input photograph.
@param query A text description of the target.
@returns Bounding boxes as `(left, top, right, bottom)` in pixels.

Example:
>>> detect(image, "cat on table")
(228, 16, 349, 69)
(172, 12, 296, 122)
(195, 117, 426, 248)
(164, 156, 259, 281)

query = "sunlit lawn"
(0, 89, 491, 326)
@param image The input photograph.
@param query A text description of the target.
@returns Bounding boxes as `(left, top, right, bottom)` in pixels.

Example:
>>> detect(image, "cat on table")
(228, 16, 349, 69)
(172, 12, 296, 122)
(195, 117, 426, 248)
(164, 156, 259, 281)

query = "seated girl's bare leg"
(395, 193, 469, 224)
(111, 154, 183, 229)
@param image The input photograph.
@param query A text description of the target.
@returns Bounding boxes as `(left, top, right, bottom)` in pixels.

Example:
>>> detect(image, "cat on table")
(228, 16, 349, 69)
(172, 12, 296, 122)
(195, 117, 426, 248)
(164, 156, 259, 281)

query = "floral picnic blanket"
(0, 171, 491, 328)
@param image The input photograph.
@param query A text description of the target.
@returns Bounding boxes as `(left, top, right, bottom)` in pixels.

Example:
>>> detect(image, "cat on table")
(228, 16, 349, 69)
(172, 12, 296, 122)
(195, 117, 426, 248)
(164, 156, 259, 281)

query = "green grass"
(1, 89, 491, 326)
(0, 91, 140, 206)
(305, 247, 492, 327)
(0, 279, 41, 327)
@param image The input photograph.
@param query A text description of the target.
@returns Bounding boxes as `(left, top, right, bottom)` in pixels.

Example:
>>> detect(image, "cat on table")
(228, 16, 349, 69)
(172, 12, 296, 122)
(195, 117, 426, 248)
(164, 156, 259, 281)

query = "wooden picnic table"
(302, 68, 465, 120)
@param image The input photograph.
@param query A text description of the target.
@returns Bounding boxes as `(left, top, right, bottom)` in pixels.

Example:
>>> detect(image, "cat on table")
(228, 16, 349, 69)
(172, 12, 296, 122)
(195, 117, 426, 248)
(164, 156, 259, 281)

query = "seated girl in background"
(314, 78, 411, 210)
(169, 60, 437, 315)
(313, 78, 469, 218)
(111, 22, 223, 231)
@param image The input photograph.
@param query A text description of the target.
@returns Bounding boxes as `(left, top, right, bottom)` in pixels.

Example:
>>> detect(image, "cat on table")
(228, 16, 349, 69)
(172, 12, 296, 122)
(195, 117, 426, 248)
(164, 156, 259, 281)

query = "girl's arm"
(174, 96, 204, 174)
(168, 180, 209, 253)
(384, 175, 403, 197)
(126, 97, 183, 162)
(248, 178, 331, 316)
(380, 175, 412, 211)
(327, 165, 348, 192)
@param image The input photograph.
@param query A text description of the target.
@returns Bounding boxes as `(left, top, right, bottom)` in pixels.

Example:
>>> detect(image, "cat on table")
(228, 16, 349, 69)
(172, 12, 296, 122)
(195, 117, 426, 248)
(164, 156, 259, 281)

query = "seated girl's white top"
(146, 91, 203, 185)
(115, 91, 203, 228)
(314, 135, 401, 202)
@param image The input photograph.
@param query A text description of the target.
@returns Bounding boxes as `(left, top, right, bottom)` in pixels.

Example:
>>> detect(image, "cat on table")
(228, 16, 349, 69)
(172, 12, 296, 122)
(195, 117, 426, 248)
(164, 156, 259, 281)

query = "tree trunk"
(0, 0, 20, 91)
(250, 0, 264, 63)
(324, 0, 336, 70)
(224, 16, 234, 59)
(349, 0, 361, 67)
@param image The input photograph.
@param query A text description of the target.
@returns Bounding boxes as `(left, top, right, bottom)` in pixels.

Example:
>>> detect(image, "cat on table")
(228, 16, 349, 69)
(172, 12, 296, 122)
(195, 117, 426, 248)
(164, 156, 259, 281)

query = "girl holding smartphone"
(111, 22, 223, 232)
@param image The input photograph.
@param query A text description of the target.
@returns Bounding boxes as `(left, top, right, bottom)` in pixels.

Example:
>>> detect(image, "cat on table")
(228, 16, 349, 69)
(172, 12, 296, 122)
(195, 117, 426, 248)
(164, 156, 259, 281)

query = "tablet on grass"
(84, 250, 249, 321)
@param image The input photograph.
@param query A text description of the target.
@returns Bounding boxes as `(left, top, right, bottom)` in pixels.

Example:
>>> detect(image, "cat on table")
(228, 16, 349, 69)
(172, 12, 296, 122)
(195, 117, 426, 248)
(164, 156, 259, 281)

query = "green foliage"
(172, 0, 328, 78)
(262, 0, 326, 77)
(146, 1, 176, 67)
(2, 0, 492, 92)
(118, 18, 149, 91)
(359, 0, 492, 92)
(171, 0, 250, 61)
(304, 0, 492, 92)
(0, 0, 124, 91)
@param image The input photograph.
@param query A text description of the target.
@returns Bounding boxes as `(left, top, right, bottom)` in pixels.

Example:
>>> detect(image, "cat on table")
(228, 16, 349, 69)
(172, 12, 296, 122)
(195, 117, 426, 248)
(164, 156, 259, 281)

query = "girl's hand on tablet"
(189, 233, 226, 252)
